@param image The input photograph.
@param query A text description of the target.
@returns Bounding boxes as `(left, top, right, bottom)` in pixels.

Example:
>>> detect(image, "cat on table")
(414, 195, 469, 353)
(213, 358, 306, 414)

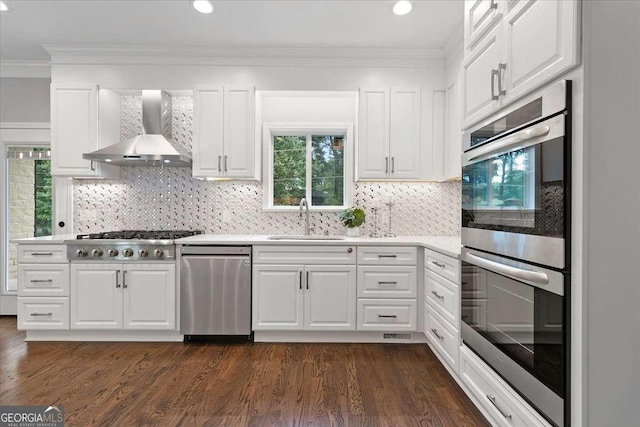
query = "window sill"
(263, 206, 346, 213)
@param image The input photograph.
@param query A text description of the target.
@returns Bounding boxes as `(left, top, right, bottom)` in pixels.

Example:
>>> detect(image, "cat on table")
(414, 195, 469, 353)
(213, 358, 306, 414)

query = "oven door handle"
(466, 253, 549, 285)
(466, 124, 550, 163)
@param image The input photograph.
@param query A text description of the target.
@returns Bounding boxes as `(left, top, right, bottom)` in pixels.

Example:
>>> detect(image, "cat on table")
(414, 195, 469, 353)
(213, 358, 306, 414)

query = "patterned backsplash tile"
(73, 96, 461, 236)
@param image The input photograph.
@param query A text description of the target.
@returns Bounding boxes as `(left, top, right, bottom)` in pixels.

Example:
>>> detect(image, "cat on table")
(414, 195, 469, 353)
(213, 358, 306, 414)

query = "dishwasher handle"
(180, 245, 251, 256)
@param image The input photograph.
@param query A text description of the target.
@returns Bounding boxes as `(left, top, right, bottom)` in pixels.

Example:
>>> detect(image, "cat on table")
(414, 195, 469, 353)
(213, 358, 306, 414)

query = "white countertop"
(10, 234, 77, 244)
(12, 234, 461, 258)
(176, 234, 461, 258)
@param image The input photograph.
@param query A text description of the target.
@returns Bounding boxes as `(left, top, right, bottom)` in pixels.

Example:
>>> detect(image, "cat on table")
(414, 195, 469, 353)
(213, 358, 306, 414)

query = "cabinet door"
(304, 265, 356, 331)
(358, 88, 390, 179)
(51, 84, 118, 179)
(462, 24, 503, 128)
(252, 265, 303, 330)
(464, 0, 505, 49)
(192, 86, 224, 178)
(444, 73, 462, 180)
(123, 264, 176, 330)
(223, 85, 256, 178)
(389, 88, 421, 179)
(70, 263, 122, 329)
(501, 0, 579, 104)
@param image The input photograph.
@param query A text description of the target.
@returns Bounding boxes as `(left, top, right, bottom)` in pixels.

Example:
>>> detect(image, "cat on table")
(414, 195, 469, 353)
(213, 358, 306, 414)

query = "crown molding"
(443, 24, 464, 67)
(43, 45, 446, 68)
(0, 60, 51, 78)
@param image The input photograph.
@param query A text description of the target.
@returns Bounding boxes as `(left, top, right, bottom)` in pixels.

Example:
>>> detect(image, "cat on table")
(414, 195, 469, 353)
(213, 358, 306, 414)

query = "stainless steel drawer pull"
(30, 253, 53, 256)
(431, 328, 444, 340)
(431, 290, 444, 300)
(299, 271, 302, 290)
(486, 395, 512, 419)
(378, 314, 397, 319)
(432, 260, 446, 268)
(378, 281, 398, 285)
(123, 270, 128, 289)
(30, 312, 53, 317)
(30, 279, 53, 283)
(218, 155, 222, 172)
(224, 155, 228, 172)
(306, 271, 309, 290)
(116, 269, 121, 288)
(378, 254, 398, 258)
(385, 157, 389, 173)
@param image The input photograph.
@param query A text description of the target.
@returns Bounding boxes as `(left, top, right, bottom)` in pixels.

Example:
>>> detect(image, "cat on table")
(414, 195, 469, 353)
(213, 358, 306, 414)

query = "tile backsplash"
(73, 96, 461, 236)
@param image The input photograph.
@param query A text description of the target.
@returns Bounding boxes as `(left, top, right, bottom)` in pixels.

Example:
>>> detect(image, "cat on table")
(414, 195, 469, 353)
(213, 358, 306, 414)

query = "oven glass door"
(462, 261, 565, 398)
(462, 116, 566, 239)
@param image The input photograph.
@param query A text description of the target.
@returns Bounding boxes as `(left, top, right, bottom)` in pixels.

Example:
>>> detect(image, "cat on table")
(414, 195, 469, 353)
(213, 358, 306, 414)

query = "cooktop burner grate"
(76, 230, 203, 240)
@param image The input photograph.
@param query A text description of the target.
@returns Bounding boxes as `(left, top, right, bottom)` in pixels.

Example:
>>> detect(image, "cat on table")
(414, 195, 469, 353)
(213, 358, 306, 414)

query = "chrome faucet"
(299, 198, 311, 236)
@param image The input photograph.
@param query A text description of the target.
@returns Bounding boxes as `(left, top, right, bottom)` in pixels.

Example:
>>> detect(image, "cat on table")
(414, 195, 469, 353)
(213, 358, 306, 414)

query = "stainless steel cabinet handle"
(90, 160, 96, 171)
(378, 314, 397, 319)
(432, 260, 446, 268)
(299, 271, 302, 290)
(491, 69, 499, 101)
(431, 290, 445, 300)
(378, 281, 398, 285)
(224, 155, 228, 172)
(218, 155, 222, 172)
(30, 279, 53, 283)
(378, 254, 398, 258)
(122, 270, 127, 289)
(486, 395, 512, 419)
(391, 157, 395, 173)
(490, 0, 498, 9)
(30, 312, 53, 317)
(116, 269, 121, 288)
(431, 328, 444, 340)
(498, 63, 507, 96)
(306, 271, 309, 290)
(385, 157, 389, 174)
(30, 253, 53, 256)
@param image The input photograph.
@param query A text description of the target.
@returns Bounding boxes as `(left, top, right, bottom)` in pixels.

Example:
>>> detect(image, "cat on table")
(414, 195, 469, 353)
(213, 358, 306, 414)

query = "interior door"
(304, 265, 356, 331)
(123, 264, 176, 330)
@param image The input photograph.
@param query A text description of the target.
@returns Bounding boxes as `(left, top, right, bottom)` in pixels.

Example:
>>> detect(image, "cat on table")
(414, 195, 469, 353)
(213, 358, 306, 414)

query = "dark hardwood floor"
(0, 316, 488, 426)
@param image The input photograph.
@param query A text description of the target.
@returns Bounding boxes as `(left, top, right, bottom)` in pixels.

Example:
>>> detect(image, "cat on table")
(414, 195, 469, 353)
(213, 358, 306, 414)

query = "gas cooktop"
(75, 230, 203, 241)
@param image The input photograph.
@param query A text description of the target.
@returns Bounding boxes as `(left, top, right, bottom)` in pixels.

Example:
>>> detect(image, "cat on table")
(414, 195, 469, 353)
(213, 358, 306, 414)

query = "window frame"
(263, 123, 353, 212)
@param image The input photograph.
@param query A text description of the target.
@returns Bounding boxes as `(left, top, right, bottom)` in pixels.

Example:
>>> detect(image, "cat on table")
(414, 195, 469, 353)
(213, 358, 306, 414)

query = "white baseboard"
(25, 330, 184, 342)
(254, 330, 429, 343)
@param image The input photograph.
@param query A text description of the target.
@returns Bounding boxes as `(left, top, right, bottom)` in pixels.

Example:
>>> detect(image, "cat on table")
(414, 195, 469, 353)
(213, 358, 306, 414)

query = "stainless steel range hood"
(83, 90, 191, 167)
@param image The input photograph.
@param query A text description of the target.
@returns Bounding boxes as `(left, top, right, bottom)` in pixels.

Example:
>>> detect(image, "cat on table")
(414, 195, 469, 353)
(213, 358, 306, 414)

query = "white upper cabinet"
(357, 87, 421, 180)
(462, 24, 504, 127)
(501, 0, 580, 104)
(192, 86, 224, 178)
(192, 85, 257, 179)
(464, 0, 505, 50)
(462, 0, 580, 128)
(51, 83, 119, 179)
(357, 88, 390, 179)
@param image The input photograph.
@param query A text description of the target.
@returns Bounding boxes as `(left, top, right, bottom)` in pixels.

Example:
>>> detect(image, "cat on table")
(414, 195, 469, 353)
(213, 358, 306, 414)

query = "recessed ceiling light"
(391, 0, 413, 16)
(191, 0, 213, 14)
(0, 1, 12, 12)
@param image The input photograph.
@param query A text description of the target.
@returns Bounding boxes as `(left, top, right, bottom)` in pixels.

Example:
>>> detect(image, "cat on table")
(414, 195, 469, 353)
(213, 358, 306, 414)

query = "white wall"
(0, 78, 51, 123)
(582, 2, 640, 426)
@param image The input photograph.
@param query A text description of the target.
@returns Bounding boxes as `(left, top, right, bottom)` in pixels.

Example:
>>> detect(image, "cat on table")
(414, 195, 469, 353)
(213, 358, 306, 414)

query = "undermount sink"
(266, 235, 346, 241)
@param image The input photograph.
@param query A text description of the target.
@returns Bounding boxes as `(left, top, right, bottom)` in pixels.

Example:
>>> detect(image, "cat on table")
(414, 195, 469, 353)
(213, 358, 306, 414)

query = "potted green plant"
(339, 207, 365, 237)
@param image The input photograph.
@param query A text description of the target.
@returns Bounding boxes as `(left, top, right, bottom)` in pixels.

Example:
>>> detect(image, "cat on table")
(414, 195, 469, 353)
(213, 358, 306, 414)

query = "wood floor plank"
(0, 316, 489, 426)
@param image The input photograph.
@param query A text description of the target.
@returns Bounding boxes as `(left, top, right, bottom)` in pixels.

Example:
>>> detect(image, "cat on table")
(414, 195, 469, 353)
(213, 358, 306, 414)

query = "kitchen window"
(263, 124, 353, 211)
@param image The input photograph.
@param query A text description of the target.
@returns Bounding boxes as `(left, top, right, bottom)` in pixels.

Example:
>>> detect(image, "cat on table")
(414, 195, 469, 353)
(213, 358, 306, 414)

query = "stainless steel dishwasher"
(180, 245, 252, 341)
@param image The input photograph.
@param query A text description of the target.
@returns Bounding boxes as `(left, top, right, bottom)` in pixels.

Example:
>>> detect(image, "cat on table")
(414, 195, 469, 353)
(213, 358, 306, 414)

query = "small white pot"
(346, 226, 360, 237)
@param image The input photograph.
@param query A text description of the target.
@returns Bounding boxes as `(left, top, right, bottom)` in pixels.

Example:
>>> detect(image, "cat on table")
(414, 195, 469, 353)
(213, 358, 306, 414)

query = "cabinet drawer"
(425, 303, 460, 374)
(253, 245, 356, 265)
(425, 269, 460, 328)
(357, 266, 417, 298)
(18, 264, 69, 297)
(17, 297, 70, 330)
(18, 245, 68, 263)
(460, 346, 552, 427)
(357, 299, 417, 331)
(357, 246, 417, 265)
(425, 249, 460, 284)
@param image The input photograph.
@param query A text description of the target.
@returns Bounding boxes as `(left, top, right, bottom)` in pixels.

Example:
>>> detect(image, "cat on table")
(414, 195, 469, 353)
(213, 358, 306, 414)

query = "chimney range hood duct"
(83, 90, 191, 167)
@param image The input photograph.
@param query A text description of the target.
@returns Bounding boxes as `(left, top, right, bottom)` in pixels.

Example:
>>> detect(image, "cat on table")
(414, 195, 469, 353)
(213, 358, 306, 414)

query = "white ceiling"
(0, 0, 463, 61)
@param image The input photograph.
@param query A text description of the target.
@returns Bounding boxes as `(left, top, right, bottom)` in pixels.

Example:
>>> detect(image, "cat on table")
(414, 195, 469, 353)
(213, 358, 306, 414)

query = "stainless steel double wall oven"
(460, 80, 571, 427)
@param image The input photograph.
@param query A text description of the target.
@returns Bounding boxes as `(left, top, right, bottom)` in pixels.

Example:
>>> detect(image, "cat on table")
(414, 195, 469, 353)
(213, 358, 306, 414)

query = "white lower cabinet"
(70, 263, 176, 330)
(17, 297, 70, 330)
(252, 264, 356, 331)
(357, 299, 417, 331)
(425, 303, 460, 374)
(460, 346, 553, 427)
